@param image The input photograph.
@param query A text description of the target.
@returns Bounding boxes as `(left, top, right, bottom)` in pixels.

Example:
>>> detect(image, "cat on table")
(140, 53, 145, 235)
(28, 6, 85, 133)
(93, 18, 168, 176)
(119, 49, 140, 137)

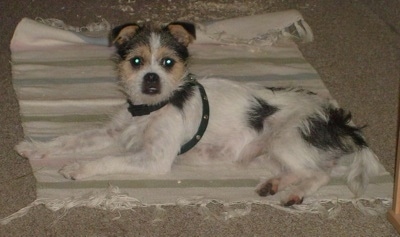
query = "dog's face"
(110, 22, 196, 105)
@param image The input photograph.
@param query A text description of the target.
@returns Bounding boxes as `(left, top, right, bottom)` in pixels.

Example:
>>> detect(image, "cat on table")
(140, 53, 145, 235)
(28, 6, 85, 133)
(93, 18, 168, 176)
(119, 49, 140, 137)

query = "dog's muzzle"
(142, 72, 161, 95)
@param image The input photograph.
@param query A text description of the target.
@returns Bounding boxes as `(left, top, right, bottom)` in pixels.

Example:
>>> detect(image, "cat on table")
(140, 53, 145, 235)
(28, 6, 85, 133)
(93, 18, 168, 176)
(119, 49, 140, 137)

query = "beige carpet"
(1, 0, 399, 236)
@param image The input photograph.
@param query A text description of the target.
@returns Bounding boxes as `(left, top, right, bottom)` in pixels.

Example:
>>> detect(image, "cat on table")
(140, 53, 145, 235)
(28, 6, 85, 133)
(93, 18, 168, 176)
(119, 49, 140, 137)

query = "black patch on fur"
(301, 107, 367, 153)
(169, 80, 196, 110)
(247, 97, 279, 132)
(266, 87, 317, 95)
(265, 86, 287, 92)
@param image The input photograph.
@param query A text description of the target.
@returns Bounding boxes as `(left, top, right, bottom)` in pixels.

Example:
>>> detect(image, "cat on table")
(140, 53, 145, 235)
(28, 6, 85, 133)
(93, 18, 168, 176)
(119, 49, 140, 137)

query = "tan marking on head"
(167, 24, 195, 47)
(116, 36, 189, 104)
(112, 25, 140, 46)
(118, 45, 152, 83)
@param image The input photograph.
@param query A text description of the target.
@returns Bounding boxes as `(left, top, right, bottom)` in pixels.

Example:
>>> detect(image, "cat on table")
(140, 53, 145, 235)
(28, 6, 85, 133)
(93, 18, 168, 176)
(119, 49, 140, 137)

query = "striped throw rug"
(2, 11, 392, 224)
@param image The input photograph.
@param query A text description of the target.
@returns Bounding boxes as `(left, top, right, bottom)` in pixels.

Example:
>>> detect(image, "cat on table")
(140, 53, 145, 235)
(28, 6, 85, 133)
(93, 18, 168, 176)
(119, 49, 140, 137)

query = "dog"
(15, 21, 384, 206)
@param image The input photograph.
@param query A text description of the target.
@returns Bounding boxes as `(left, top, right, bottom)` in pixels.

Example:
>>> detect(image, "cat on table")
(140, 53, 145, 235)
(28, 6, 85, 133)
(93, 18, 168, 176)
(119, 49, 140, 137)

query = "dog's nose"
(144, 73, 159, 84)
(142, 73, 161, 95)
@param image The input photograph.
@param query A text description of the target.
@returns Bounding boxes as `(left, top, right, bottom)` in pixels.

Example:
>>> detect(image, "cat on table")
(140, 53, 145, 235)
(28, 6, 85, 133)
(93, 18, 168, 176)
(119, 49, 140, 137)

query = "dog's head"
(110, 22, 196, 105)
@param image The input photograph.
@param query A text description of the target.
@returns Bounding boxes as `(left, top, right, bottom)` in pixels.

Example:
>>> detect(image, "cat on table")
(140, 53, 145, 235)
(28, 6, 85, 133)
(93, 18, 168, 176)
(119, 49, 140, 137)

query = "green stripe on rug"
(21, 114, 111, 123)
(13, 77, 117, 85)
(13, 59, 115, 67)
(37, 175, 393, 190)
(192, 57, 307, 65)
(37, 179, 260, 189)
(214, 73, 319, 81)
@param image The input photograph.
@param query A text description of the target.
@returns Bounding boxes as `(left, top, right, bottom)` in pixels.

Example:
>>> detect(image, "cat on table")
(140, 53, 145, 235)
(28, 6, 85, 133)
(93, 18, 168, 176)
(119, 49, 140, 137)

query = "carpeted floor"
(1, 0, 399, 236)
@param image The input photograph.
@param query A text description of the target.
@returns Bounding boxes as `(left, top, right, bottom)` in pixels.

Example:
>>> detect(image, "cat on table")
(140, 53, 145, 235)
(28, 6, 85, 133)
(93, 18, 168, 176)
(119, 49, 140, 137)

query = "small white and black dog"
(16, 22, 383, 206)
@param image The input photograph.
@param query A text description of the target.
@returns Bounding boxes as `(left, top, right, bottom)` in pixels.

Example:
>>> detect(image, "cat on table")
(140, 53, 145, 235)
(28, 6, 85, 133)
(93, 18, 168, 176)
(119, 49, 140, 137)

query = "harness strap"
(126, 77, 209, 155)
(178, 82, 209, 155)
(127, 100, 168, 116)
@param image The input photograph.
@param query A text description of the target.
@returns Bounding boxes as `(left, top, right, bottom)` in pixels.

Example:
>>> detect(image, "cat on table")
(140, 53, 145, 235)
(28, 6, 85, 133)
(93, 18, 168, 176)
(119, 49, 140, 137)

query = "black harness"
(127, 75, 209, 155)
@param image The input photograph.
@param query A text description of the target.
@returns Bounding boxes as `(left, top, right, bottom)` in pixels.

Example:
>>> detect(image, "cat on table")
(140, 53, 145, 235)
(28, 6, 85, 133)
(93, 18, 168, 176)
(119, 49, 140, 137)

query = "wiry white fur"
(15, 24, 384, 206)
(346, 148, 385, 197)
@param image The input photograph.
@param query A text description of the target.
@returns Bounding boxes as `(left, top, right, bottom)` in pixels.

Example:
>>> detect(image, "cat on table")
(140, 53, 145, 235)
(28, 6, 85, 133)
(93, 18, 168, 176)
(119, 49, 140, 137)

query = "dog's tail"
(346, 147, 385, 197)
(301, 107, 385, 197)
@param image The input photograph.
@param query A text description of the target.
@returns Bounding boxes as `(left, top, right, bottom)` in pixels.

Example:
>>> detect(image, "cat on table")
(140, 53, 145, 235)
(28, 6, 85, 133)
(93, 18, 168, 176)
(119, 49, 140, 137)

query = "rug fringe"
(267, 19, 314, 45)
(35, 17, 112, 35)
(198, 18, 314, 47)
(0, 185, 144, 225)
(352, 198, 392, 215)
(1, 200, 40, 225)
(1, 185, 392, 225)
(222, 203, 253, 220)
(289, 19, 314, 43)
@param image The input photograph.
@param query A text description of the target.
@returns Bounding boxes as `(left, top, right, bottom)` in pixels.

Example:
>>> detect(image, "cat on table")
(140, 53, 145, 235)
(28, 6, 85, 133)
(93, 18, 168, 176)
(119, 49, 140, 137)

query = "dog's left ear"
(165, 22, 196, 47)
(109, 23, 141, 48)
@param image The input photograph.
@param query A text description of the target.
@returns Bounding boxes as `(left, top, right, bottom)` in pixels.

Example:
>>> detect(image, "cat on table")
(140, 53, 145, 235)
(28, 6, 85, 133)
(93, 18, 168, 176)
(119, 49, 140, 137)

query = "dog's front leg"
(59, 117, 185, 179)
(59, 149, 175, 180)
(59, 141, 182, 180)
(15, 127, 118, 160)
(15, 110, 130, 159)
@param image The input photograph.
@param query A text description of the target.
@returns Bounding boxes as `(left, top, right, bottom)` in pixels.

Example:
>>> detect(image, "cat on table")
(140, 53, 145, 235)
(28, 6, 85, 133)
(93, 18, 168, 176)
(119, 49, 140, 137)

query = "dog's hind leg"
(256, 170, 331, 206)
(236, 133, 272, 166)
(281, 171, 330, 206)
(256, 172, 301, 197)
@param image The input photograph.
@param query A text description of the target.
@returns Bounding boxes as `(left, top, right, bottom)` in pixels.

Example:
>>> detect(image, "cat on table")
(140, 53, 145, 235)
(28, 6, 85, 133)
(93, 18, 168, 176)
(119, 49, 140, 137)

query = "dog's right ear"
(109, 23, 140, 48)
(166, 22, 196, 47)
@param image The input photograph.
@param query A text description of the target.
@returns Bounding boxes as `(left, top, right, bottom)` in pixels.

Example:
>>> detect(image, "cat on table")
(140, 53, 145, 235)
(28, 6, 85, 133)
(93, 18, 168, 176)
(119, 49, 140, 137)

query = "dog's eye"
(161, 58, 175, 68)
(130, 57, 143, 67)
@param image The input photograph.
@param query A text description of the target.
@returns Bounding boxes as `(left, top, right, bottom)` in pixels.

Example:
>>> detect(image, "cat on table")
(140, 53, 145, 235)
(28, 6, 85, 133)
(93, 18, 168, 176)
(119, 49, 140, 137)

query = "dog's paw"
(15, 141, 48, 159)
(256, 181, 278, 197)
(59, 162, 89, 180)
(282, 194, 304, 207)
